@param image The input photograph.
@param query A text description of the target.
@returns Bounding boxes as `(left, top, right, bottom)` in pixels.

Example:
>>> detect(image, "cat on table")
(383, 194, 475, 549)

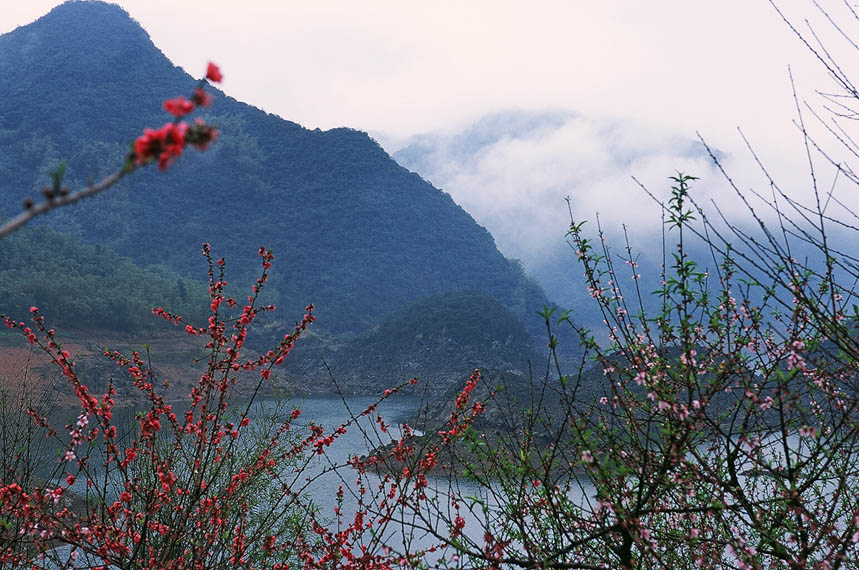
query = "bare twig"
(0, 163, 136, 238)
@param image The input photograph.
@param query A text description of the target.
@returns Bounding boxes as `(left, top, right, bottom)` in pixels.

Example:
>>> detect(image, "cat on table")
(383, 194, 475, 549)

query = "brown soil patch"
(0, 328, 212, 409)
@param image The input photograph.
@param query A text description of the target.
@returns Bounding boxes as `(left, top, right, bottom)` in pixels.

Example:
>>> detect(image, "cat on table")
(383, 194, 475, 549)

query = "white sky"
(3, 1, 858, 269)
(0, 1, 831, 143)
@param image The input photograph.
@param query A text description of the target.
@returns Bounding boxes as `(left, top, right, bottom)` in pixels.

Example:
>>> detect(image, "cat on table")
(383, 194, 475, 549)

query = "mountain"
(312, 291, 542, 395)
(0, 1, 582, 387)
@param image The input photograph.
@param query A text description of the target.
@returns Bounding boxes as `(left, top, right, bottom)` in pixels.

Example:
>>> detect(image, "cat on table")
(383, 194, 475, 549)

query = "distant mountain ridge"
(316, 291, 542, 395)
(0, 1, 581, 386)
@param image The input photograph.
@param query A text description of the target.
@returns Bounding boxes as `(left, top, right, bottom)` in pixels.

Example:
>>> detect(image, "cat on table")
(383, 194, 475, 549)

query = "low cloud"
(384, 108, 859, 311)
(389, 109, 732, 267)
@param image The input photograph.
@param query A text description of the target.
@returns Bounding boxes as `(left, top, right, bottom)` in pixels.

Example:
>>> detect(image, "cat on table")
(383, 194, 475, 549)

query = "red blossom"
(191, 87, 214, 107)
(186, 118, 218, 151)
(133, 122, 188, 171)
(163, 95, 194, 117)
(206, 61, 223, 82)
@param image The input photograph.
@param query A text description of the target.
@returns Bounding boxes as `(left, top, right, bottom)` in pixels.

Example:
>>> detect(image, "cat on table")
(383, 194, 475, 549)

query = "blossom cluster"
(131, 62, 221, 171)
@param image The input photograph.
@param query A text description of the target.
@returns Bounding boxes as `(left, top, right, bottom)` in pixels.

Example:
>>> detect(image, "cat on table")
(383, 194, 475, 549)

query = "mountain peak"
(0, 0, 178, 86)
(28, 1, 145, 37)
(0, 1, 191, 139)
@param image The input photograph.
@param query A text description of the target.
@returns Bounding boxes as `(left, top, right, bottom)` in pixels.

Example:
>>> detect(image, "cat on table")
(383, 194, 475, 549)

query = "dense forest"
(0, 228, 207, 332)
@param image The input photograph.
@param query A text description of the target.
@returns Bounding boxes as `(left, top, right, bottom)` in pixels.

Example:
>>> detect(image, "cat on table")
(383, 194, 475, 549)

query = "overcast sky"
(3, 1, 858, 270)
(0, 1, 825, 141)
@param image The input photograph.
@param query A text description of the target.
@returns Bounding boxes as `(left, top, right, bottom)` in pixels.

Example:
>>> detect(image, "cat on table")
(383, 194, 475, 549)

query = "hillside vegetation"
(0, 1, 569, 355)
(0, 228, 207, 332)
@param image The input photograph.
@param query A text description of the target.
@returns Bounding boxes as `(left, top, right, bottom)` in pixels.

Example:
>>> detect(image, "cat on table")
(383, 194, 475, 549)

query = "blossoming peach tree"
(0, 63, 485, 569)
(361, 4, 859, 568)
(369, 173, 859, 570)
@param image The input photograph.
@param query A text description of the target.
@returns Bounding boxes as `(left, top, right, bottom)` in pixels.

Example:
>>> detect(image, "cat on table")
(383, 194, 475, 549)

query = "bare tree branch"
(0, 164, 137, 238)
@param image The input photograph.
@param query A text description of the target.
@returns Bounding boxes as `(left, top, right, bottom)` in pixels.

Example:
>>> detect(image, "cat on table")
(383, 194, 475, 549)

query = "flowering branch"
(0, 62, 223, 240)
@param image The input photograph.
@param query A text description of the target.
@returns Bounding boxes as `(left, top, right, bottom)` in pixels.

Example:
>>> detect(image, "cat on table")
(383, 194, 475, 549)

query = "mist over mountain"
(390, 109, 729, 320)
(0, 1, 582, 390)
